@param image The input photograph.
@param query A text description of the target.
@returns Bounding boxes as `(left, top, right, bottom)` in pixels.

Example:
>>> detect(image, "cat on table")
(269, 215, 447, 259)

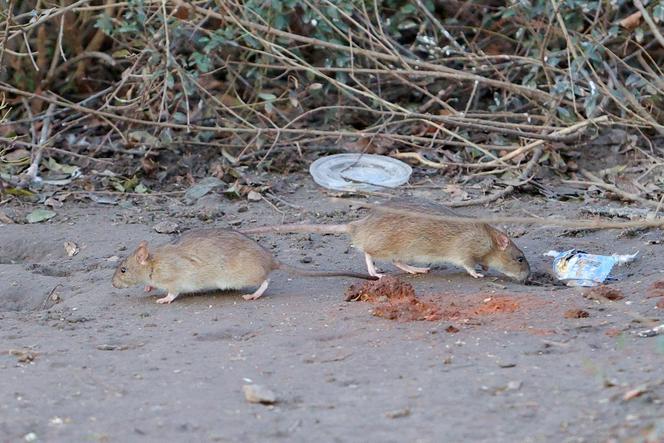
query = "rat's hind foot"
(242, 279, 269, 301)
(393, 262, 430, 274)
(364, 253, 385, 278)
(144, 285, 154, 292)
(156, 292, 179, 304)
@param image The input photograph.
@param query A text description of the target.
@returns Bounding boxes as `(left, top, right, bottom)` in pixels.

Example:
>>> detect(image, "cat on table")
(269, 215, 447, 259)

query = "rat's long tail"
(276, 263, 377, 280)
(240, 223, 350, 235)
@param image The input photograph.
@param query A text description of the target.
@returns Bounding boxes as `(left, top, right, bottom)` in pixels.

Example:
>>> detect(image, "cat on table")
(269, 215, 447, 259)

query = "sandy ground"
(1, 174, 664, 442)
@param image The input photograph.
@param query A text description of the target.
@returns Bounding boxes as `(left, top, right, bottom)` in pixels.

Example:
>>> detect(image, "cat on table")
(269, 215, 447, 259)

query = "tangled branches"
(0, 0, 663, 202)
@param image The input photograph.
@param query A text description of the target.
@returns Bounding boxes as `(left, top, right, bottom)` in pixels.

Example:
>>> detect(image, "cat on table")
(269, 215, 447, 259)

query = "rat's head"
(485, 229, 530, 283)
(112, 240, 152, 289)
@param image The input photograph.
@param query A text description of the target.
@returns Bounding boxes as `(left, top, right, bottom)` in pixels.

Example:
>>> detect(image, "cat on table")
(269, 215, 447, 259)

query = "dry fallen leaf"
(444, 184, 469, 200)
(0, 210, 14, 224)
(619, 11, 642, 30)
(174, 3, 190, 19)
(3, 148, 30, 163)
(44, 197, 63, 208)
(64, 241, 79, 257)
(8, 349, 37, 363)
(344, 136, 394, 155)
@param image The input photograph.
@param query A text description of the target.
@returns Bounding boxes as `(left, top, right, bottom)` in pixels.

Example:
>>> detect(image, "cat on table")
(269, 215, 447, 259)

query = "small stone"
(247, 191, 262, 202)
(24, 433, 37, 442)
(243, 384, 277, 404)
(96, 344, 127, 351)
(385, 408, 410, 419)
(237, 205, 249, 213)
(300, 256, 313, 264)
(498, 362, 516, 368)
(506, 380, 522, 391)
(153, 221, 179, 234)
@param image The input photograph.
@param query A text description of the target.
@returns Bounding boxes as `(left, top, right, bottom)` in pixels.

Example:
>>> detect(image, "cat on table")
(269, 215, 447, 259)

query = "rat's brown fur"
(241, 199, 530, 282)
(112, 228, 375, 304)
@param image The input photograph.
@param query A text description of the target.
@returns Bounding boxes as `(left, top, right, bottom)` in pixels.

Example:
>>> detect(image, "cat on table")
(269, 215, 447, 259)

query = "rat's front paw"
(467, 269, 484, 279)
(155, 293, 178, 304)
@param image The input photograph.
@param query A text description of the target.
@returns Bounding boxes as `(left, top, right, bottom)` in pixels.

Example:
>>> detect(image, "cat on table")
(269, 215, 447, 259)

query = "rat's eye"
(517, 256, 525, 263)
(120, 266, 127, 273)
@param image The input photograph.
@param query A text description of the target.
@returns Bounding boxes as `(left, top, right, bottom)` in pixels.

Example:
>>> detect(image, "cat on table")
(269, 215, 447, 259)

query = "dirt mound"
(345, 276, 441, 322)
(345, 278, 529, 324)
(473, 298, 520, 316)
(583, 285, 624, 301)
(647, 280, 664, 298)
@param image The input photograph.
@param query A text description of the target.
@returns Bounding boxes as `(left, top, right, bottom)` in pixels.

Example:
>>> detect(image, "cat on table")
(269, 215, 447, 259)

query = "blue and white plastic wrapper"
(545, 249, 639, 287)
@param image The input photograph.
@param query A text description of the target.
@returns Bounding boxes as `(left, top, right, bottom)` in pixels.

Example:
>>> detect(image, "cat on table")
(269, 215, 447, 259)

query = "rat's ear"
(496, 232, 510, 250)
(135, 240, 150, 265)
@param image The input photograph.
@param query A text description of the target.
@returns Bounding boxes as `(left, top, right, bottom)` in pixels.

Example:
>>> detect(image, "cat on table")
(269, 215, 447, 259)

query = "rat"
(240, 198, 530, 282)
(112, 228, 376, 304)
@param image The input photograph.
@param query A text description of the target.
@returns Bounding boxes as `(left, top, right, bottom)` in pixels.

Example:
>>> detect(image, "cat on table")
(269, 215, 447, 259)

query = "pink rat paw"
(155, 293, 178, 304)
(468, 269, 484, 278)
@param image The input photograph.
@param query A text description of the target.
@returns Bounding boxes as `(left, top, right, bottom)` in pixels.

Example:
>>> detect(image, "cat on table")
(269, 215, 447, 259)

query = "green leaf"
(135, 183, 149, 194)
(654, 4, 664, 22)
(112, 49, 131, 58)
(635, 27, 644, 43)
(4, 187, 35, 198)
(45, 158, 79, 175)
(258, 92, 277, 101)
(94, 13, 113, 35)
(173, 112, 188, 123)
(111, 178, 125, 192)
(400, 4, 416, 14)
(557, 106, 576, 123)
(26, 209, 56, 223)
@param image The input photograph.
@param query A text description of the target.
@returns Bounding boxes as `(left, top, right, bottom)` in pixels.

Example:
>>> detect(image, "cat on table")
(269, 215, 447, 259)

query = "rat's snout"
(111, 262, 133, 289)
(512, 258, 531, 284)
(513, 269, 530, 284)
(111, 274, 127, 289)
(491, 251, 530, 284)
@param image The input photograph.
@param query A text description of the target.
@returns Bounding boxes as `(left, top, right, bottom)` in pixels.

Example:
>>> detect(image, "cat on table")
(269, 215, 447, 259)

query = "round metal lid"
(309, 153, 412, 192)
